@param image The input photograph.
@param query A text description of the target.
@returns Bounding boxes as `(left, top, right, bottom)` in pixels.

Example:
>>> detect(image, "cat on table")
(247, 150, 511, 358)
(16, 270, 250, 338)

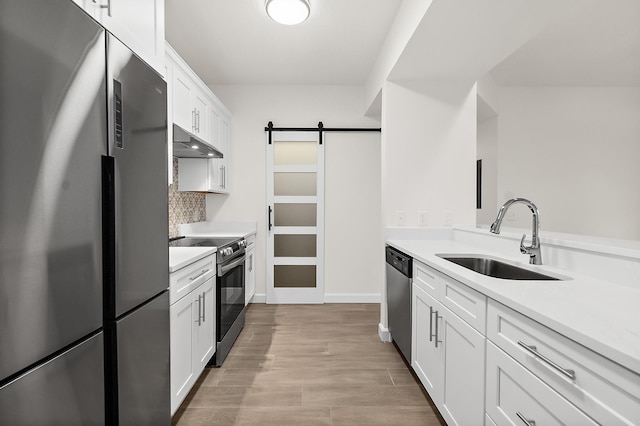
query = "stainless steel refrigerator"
(0, 1, 170, 424)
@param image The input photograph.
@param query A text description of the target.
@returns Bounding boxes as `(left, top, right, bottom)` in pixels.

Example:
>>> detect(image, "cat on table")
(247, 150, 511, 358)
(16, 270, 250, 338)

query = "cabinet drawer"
(169, 255, 216, 305)
(440, 274, 486, 334)
(413, 261, 441, 297)
(486, 341, 598, 426)
(488, 300, 640, 425)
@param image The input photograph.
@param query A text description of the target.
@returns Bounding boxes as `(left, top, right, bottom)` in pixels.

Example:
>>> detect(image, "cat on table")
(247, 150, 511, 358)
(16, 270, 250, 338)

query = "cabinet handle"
(192, 108, 197, 132)
(201, 291, 206, 323)
(195, 295, 202, 326)
(189, 269, 210, 282)
(221, 165, 226, 188)
(268, 206, 273, 231)
(196, 110, 200, 132)
(434, 311, 443, 348)
(429, 306, 435, 342)
(92, 0, 111, 16)
(517, 341, 576, 380)
(249, 254, 253, 272)
(98, 0, 111, 17)
(516, 411, 536, 426)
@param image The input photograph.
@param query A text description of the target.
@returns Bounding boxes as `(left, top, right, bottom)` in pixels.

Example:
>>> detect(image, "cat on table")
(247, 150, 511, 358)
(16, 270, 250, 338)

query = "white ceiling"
(165, 0, 403, 86)
(165, 0, 640, 88)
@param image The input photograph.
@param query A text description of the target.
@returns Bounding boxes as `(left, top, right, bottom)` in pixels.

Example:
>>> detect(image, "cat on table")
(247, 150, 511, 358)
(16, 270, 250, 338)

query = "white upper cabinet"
(171, 64, 196, 132)
(167, 42, 232, 194)
(166, 44, 214, 143)
(70, 0, 165, 77)
(208, 113, 230, 193)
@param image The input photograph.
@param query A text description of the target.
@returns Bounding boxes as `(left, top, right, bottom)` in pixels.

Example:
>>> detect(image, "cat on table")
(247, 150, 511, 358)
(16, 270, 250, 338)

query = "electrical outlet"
(418, 211, 428, 226)
(443, 210, 453, 226)
(396, 211, 407, 226)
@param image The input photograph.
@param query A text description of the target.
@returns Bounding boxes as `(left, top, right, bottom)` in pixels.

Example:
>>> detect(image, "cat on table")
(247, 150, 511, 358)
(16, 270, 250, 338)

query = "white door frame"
(266, 131, 324, 304)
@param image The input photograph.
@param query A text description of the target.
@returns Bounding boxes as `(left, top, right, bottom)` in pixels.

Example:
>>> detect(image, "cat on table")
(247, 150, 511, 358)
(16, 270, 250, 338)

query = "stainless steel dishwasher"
(385, 245, 412, 363)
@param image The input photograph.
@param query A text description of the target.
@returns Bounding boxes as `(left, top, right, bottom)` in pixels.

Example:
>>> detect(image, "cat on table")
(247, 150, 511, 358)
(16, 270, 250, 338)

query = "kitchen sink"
(437, 255, 560, 281)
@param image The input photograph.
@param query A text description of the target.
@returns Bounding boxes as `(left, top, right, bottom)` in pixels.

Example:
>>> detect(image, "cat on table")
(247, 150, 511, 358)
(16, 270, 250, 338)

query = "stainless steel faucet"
(490, 198, 542, 265)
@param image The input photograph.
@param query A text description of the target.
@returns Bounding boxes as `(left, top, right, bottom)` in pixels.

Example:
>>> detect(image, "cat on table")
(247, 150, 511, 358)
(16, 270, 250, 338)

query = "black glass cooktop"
(169, 236, 238, 248)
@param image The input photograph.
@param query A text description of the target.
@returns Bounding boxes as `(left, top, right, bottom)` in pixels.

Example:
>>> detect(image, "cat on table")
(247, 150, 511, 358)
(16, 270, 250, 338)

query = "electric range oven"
(169, 236, 246, 366)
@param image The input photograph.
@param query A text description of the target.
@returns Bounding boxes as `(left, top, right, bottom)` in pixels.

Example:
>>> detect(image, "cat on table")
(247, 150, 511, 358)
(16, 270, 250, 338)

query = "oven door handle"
(220, 256, 246, 276)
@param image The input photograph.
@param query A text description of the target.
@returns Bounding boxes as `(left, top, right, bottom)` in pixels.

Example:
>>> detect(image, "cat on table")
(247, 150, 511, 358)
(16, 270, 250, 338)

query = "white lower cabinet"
(486, 341, 598, 426)
(192, 279, 215, 373)
(412, 283, 442, 397)
(244, 235, 256, 305)
(408, 258, 640, 426)
(487, 299, 640, 425)
(411, 261, 486, 426)
(170, 265, 215, 416)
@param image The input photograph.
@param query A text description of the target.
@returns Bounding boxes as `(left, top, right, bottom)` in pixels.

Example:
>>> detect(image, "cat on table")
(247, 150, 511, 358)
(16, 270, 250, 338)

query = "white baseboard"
(248, 293, 380, 304)
(250, 293, 266, 303)
(323, 293, 381, 303)
(378, 323, 391, 342)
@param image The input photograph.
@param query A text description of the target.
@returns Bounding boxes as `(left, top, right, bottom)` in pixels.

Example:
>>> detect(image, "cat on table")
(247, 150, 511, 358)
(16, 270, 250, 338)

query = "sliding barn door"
(266, 131, 324, 304)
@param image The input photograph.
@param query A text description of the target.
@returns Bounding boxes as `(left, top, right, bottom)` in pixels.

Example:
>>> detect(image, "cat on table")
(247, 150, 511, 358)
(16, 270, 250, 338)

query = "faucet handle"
(520, 234, 530, 254)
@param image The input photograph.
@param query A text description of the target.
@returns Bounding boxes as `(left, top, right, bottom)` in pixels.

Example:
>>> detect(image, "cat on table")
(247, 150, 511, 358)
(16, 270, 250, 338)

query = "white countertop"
(387, 238, 640, 376)
(169, 247, 217, 273)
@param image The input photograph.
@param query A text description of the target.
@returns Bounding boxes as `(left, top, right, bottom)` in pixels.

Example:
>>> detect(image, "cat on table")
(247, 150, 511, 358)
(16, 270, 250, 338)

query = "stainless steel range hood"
(172, 124, 223, 158)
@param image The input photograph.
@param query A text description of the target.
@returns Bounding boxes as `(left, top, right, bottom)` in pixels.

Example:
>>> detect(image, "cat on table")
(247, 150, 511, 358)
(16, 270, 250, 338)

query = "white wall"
(497, 87, 640, 240)
(324, 132, 382, 302)
(364, 0, 433, 113)
(382, 80, 477, 228)
(206, 85, 383, 302)
(380, 80, 477, 329)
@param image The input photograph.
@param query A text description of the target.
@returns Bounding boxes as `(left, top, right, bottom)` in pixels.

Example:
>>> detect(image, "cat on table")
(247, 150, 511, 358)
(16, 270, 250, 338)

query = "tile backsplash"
(168, 158, 206, 238)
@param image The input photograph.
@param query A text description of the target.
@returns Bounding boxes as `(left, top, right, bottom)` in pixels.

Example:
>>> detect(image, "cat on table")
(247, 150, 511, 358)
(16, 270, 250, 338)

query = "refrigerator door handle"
(102, 155, 116, 318)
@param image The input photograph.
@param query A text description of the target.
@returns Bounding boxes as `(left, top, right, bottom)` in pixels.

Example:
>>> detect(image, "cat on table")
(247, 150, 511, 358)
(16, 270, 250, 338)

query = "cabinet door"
(217, 115, 230, 190)
(165, 61, 174, 185)
(192, 89, 209, 141)
(486, 341, 598, 426)
(177, 158, 209, 192)
(411, 283, 443, 401)
(98, 0, 165, 75)
(170, 291, 196, 415)
(245, 247, 255, 305)
(209, 106, 220, 149)
(207, 107, 222, 188)
(207, 113, 229, 192)
(172, 66, 194, 132)
(193, 278, 215, 374)
(439, 305, 485, 426)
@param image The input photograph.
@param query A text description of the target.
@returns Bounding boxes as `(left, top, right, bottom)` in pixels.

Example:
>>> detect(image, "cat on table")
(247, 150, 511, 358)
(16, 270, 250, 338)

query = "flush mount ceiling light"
(266, 0, 310, 25)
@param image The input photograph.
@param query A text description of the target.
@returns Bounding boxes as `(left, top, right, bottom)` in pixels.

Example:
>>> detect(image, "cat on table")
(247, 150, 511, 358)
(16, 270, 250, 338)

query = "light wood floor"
(172, 303, 446, 426)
